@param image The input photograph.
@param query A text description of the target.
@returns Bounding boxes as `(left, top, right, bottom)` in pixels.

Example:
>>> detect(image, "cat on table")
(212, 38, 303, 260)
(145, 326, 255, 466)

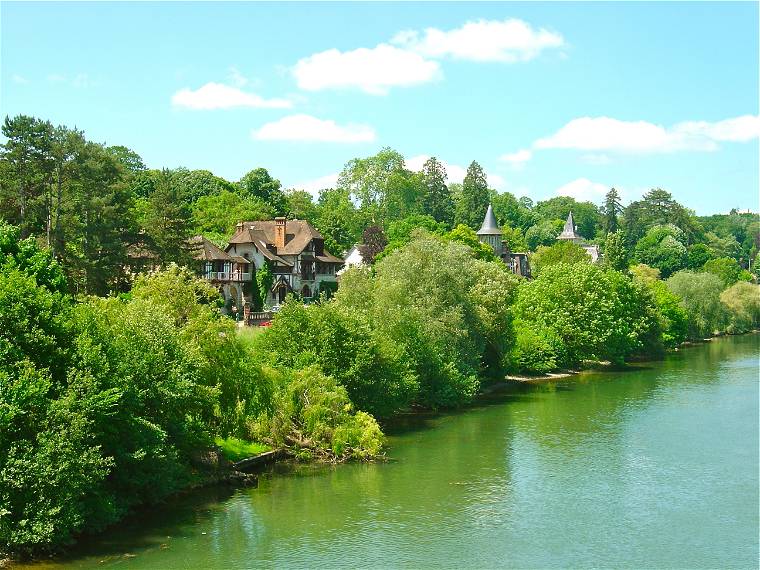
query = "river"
(27, 334, 759, 569)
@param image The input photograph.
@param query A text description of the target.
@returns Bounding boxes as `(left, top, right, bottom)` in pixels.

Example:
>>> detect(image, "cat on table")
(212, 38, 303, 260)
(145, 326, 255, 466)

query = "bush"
(510, 321, 568, 373)
(530, 241, 590, 276)
(702, 257, 743, 286)
(251, 367, 384, 461)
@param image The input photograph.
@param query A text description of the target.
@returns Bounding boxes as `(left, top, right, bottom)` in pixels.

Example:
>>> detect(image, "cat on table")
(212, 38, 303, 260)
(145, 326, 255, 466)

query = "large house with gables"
(193, 217, 343, 311)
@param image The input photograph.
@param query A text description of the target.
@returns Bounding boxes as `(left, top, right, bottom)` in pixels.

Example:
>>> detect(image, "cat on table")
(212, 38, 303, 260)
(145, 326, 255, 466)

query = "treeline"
(4, 115, 758, 298)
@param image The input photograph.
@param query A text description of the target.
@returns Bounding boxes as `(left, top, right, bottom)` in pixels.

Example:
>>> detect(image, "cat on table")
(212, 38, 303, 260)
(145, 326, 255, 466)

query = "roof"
(557, 212, 583, 241)
(477, 204, 501, 235)
(227, 219, 342, 263)
(189, 236, 231, 261)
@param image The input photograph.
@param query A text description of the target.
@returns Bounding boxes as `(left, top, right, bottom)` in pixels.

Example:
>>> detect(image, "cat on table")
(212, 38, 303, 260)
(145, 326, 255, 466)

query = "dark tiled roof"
(189, 236, 231, 261)
(227, 219, 341, 263)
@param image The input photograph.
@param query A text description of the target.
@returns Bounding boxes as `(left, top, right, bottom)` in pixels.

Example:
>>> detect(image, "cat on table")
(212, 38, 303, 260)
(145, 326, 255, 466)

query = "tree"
(622, 188, 702, 246)
(314, 187, 364, 256)
(1, 115, 53, 237)
(720, 282, 760, 333)
(525, 219, 563, 251)
(534, 196, 601, 239)
(603, 230, 629, 272)
(238, 168, 286, 214)
(666, 270, 727, 339)
(358, 225, 388, 265)
(702, 257, 743, 286)
(634, 225, 688, 277)
(530, 241, 591, 276)
(192, 189, 274, 240)
(515, 262, 661, 365)
(418, 157, 454, 226)
(144, 169, 193, 265)
(454, 161, 489, 230)
(687, 243, 715, 270)
(501, 225, 527, 252)
(490, 190, 537, 231)
(446, 224, 497, 262)
(285, 189, 319, 222)
(602, 188, 623, 233)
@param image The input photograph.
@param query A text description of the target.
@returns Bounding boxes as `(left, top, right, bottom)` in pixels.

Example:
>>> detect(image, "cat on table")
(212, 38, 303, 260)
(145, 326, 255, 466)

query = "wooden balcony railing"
(203, 271, 252, 282)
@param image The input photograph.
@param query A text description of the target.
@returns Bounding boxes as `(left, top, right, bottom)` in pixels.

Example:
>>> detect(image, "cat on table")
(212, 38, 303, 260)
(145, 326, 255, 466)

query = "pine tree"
(419, 157, 454, 226)
(602, 187, 622, 233)
(455, 161, 489, 230)
(145, 169, 192, 265)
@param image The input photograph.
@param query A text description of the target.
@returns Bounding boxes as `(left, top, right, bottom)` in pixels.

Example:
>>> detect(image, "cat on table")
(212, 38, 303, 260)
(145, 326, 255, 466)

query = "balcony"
(203, 271, 252, 282)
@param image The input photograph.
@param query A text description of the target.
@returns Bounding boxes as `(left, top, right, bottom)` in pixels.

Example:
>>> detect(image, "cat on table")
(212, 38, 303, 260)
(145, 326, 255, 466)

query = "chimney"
(236, 221, 243, 232)
(274, 217, 286, 250)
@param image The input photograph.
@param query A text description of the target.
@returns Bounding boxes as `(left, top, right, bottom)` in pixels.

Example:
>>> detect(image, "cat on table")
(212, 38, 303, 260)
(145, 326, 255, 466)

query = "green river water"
(29, 334, 759, 569)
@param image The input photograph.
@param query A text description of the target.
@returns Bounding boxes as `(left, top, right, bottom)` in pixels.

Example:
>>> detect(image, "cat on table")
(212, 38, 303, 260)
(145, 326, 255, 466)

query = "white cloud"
(289, 173, 339, 199)
(499, 149, 532, 170)
(535, 115, 759, 154)
(292, 44, 441, 95)
(581, 154, 611, 165)
(11, 74, 28, 84)
(47, 73, 66, 83)
(555, 178, 610, 203)
(674, 115, 760, 143)
(171, 82, 291, 110)
(406, 155, 505, 189)
(392, 18, 565, 62)
(252, 114, 376, 143)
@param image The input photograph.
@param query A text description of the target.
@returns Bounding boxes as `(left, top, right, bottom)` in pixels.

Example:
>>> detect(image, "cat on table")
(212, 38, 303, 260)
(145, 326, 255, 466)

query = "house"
(477, 204, 531, 277)
(557, 212, 600, 262)
(189, 235, 253, 310)
(219, 217, 343, 308)
(337, 244, 365, 278)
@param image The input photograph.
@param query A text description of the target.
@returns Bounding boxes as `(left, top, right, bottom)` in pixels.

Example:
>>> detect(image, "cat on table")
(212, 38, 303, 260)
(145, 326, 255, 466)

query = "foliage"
(640, 279, 689, 348)
(530, 241, 590, 276)
(633, 224, 688, 277)
(602, 188, 623, 233)
(144, 169, 193, 265)
(719, 282, 760, 334)
(252, 301, 417, 418)
(251, 366, 384, 461)
(238, 168, 286, 215)
(418, 157, 454, 226)
(702, 257, 743, 286)
(525, 219, 563, 251)
(336, 235, 520, 407)
(514, 263, 661, 365)
(446, 224, 497, 261)
(490, 190, 537, 231)
(255, 262, 273, 310)
(603, 230, 630, 272)
(686, 243, 715, 269)
(454, 161, 489, 230)
(666, 270, 727, 339)
(501, 225, 527, 252)
(509, 320, 568, 374)
(358, 225, 388, 265)
(622, 188, 703, 247)
(192, 190, 274, 238)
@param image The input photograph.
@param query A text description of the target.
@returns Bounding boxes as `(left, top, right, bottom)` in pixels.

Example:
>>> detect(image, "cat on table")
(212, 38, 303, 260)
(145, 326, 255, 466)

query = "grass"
(215, 437, 272, 462)
(236, 326, 266, 351)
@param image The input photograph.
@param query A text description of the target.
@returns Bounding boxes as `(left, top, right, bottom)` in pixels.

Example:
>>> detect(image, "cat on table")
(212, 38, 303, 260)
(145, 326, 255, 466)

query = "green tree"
(702, 257, 743, 286)
(238, 167, 286, 214)
(514, 263, 661, 365)
(446, 224, 497, 262)
(634, 225, 688, 277)
(686, 243, 715, 269)
(192, 189, 274, 240)
(525, 219, 563, 251)
(144, 169, 193, 265)
(534, 196, 601, 239)
(418, 157, 454, 226)
(720, 281, 760, 333)
(285, 189, 319, 222)
(530, 241, 591, 276)
(622, 188, 703, 246)
(603, 230, 629, 272)
(666, 270, 727, 339)
(602, 188, 623, 233)
(454, 161, 489, 230)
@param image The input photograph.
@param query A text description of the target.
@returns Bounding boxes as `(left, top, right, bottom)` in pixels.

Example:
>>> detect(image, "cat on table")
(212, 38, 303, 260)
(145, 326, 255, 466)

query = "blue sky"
(2, 1, 758, 214)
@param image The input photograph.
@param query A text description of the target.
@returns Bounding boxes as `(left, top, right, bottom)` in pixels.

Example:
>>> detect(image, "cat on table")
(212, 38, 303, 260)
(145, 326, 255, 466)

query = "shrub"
(702, 257, 743, 286)
(510, 321, 568, 373)
(530, 241, 590, 276)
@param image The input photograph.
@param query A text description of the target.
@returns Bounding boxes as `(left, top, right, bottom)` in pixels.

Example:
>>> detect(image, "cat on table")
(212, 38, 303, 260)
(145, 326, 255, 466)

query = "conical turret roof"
(558, 211, 582, 240)
(477, 204, 501, 235)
